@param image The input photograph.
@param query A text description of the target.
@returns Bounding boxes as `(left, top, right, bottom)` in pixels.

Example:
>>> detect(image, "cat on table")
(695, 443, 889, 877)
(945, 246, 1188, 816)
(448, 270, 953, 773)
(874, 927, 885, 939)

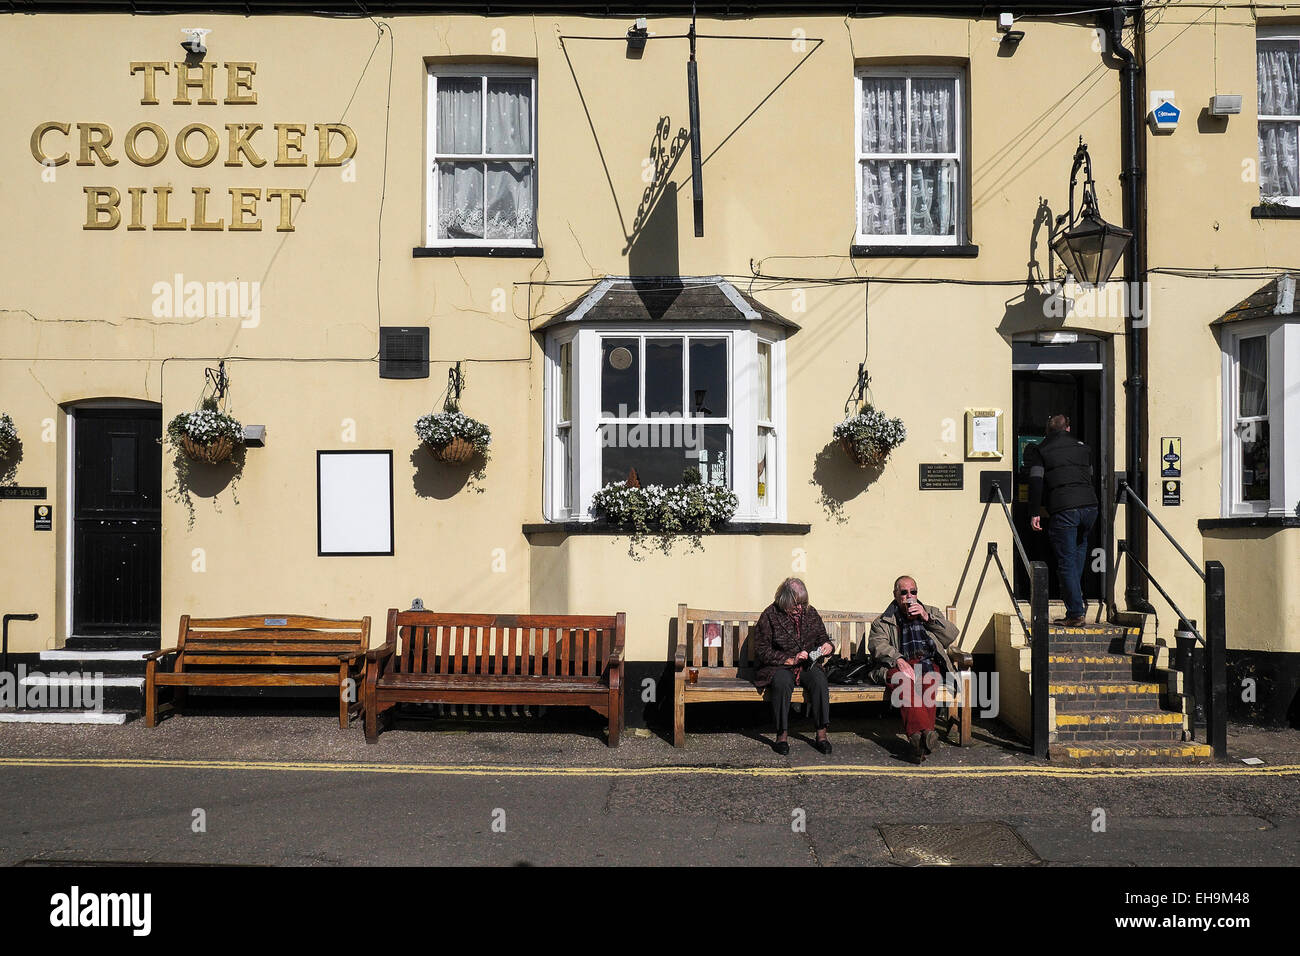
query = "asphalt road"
(0, 707, 1296, 867)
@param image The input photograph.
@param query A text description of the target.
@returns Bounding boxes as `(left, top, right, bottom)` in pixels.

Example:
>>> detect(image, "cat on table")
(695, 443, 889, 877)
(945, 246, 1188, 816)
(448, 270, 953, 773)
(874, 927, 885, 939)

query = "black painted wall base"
(1226, 650, 1300, 728)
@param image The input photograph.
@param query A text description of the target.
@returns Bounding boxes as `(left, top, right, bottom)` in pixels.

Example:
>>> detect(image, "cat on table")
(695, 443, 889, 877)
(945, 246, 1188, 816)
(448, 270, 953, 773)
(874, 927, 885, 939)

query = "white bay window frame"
(425, 63, 538, 247)
(1220, 318, 1300, 517)
(545, 325, 787, 524)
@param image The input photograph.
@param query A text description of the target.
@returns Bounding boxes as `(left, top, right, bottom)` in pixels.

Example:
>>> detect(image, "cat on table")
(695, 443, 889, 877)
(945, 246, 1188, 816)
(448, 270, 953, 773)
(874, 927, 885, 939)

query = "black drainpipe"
(1104, 7, 1151, 615)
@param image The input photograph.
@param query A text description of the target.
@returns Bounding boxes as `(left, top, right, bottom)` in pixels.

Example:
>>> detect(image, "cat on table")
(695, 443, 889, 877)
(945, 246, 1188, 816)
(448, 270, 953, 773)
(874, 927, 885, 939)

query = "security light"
(181, 28, 210, 56)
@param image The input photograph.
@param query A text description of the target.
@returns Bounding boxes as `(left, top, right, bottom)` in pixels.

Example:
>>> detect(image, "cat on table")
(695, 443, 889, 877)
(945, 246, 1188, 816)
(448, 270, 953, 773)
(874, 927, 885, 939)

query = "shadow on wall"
(0, 436, 23, 485)
(998, 197, 1069, 339)
(410, 447, 485, 499)
(809, 440, 886, 525)
(169, 444, 245, 530)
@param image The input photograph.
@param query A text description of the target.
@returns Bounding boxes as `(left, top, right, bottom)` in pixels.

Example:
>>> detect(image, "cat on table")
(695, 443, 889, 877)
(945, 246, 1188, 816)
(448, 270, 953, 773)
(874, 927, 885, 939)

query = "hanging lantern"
(1052, 137, 1132, 287)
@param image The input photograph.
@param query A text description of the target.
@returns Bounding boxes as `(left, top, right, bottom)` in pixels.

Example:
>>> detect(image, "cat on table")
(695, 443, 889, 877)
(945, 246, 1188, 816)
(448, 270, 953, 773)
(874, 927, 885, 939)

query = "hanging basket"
(429, 437, 476, 464)
(839, 436, 886, 469)
(181, 434, 235, 465)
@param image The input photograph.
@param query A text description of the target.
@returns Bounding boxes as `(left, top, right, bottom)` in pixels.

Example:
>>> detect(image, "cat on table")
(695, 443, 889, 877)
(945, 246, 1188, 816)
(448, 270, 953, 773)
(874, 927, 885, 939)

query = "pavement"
(0, 700, 1296, 866)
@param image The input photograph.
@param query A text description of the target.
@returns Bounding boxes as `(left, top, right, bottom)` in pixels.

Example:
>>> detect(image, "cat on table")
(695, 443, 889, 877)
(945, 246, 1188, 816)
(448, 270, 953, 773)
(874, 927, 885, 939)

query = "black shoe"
(814, 737, 832, 755)
(773, 739, 790, 756)
(923, 730, 939, 754)
(907, 732, 925, 764)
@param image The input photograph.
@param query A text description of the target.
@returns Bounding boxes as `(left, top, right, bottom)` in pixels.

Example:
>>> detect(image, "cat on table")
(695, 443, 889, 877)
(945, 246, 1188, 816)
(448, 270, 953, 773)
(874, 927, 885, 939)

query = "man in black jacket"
(1025, 414, 1099, 626)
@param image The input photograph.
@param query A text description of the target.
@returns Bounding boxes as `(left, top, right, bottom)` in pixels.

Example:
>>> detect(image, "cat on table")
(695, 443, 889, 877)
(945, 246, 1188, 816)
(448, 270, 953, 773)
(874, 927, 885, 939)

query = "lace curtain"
(436, 77, 535, 240)
(860, 76, 956, 237)
(1238, 336, 1268, 419)
(1259, 43, 1300, 197)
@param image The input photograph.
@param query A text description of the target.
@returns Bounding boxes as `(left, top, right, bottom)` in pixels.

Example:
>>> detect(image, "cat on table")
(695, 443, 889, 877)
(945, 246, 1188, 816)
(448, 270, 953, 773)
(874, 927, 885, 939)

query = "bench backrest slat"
(677, 605, 883, 670)
(385, 612, 623, 677)
(178, 615, 369, 663)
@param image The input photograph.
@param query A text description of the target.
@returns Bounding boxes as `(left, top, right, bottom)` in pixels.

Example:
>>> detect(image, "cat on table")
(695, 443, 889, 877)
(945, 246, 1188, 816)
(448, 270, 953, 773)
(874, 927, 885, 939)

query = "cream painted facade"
(0, 3, 1296, 724)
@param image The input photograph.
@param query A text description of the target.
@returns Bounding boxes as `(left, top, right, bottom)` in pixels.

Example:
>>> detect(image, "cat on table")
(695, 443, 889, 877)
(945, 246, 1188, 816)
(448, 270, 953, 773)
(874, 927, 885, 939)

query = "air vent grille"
(379, 327, 430, 379)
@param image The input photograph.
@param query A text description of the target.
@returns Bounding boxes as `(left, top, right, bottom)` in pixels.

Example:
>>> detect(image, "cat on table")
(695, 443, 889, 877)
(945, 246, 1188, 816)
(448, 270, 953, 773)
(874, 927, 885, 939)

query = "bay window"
(1221, 319, 1299, 516)
(545, 319, 787, 524)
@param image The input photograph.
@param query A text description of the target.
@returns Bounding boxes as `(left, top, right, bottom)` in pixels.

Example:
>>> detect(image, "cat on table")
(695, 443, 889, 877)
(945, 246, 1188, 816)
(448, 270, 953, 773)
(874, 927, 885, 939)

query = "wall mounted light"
(626, 18, 649, 55)
(1051, 137, 1132, 287)
(1209, 94, 1242, 116)
(181, 27, 211, 56)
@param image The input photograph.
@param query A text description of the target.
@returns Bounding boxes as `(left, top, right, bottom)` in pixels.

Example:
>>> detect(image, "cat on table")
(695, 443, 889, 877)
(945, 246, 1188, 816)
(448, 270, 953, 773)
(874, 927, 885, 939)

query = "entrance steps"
(993, 611, 1211, 764)
(1, 636, 158, 723)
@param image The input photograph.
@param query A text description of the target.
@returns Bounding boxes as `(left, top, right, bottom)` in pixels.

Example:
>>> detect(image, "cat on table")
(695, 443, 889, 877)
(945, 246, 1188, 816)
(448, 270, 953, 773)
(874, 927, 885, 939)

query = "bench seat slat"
(182, 655, 350, 666)
(154, 672, 341, 686)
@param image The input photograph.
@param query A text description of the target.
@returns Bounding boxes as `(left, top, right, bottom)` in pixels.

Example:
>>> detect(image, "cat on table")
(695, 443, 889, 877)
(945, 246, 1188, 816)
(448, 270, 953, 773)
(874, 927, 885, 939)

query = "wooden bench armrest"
(144, 647, 178, 662)
(366, 641, 396, 664)
(950, 650, 974, 670)
(673, 645, 686, 670)
(338, 650, 366, 663)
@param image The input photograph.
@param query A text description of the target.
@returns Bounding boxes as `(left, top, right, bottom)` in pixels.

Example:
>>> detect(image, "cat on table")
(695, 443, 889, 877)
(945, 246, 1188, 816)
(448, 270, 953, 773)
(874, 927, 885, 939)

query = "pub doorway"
(68, 403, 163, 637)
(1011, 335, 1110, 606)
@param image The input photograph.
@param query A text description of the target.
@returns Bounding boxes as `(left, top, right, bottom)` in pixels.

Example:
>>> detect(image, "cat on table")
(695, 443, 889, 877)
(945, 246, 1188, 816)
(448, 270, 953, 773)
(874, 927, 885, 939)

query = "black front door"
(73, 407, 162, 636)
(1011, 369, 1104, 603)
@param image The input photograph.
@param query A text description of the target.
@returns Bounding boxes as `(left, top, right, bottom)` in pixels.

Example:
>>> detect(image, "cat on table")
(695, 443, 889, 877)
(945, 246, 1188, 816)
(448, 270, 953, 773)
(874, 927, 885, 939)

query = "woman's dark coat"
(752, 603, 832, 689)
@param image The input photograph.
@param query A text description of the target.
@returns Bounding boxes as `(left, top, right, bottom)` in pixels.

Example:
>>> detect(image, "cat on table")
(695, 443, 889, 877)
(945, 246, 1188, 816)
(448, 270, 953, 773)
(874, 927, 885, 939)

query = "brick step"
(1049, 654, 1149, 681)
(1054, 710, 1185, 742)
(1052, 684, 1170, 714)
(1049, 743, 1213, 764)
(1050, 637, 1132, 654)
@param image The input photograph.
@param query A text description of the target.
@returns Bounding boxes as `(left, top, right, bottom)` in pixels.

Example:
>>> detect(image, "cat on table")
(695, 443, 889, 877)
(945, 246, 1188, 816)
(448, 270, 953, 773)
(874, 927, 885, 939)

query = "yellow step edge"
(1056, 712, 1185, 726)
(1049, 655, 1133, 664)
(1049, 683, 1161, 695)
(1058, 744, 1212, 759)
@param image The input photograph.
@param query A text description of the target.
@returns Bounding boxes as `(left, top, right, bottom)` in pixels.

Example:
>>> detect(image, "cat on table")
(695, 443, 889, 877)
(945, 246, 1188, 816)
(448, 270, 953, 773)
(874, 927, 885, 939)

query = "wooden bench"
(673, 604, 973, 748)
(144, 614, 371, 728)
(364, 610, 626, 746)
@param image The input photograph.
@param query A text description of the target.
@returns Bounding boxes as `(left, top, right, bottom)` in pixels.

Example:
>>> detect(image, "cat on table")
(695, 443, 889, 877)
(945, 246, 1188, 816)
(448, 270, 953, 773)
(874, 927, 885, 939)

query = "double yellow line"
(0, 756, 1296, 779)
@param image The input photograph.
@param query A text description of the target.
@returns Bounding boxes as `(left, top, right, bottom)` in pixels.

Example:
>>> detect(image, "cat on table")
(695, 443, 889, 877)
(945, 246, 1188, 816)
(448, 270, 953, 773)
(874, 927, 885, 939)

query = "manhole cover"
(878, 822, 1040, 866)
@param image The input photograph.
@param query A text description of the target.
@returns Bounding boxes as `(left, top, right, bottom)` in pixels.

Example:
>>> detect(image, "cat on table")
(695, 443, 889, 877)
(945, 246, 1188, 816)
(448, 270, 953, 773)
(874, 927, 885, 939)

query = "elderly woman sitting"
(754, 577, 835, 755)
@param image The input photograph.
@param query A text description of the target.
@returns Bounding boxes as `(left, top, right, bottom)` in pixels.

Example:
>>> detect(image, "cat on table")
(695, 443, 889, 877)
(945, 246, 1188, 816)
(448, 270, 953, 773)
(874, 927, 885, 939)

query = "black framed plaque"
(919, 463, 964, 491)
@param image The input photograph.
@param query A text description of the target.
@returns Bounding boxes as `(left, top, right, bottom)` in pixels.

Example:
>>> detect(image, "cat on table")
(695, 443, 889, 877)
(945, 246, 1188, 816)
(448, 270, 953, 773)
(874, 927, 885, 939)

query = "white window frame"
(544, 325, 787, 524)
(854, 65, 966, 246)
(425, 63, 538, 247)
(1220, 319, 1299, 517)
(1258, 27, 1300, 206)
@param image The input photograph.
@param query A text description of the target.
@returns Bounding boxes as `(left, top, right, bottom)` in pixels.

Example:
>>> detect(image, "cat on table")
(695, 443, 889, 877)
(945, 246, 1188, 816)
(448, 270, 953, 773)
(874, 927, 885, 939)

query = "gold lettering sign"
(42, 58, 356, 232)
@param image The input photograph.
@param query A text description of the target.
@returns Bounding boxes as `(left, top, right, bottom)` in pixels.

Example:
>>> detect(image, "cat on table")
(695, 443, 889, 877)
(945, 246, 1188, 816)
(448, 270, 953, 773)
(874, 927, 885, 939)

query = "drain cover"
(878, 822, 1040, 866)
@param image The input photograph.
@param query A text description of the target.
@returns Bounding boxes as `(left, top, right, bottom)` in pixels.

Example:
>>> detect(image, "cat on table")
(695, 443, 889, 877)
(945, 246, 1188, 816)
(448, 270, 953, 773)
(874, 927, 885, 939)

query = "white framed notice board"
(317, 450, 394, 556)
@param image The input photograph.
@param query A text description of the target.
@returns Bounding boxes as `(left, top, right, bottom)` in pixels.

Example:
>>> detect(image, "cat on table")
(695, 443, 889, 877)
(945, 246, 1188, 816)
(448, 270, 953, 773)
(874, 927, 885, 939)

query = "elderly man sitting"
(868, 575, 962, 764)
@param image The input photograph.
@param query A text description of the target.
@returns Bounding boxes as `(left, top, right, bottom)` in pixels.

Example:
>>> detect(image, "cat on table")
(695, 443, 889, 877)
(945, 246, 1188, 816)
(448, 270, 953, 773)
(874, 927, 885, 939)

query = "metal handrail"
(1117, 540, 1202, 644)
(1118, 480, 1206, 581)
(992, 483, 1032, 577)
